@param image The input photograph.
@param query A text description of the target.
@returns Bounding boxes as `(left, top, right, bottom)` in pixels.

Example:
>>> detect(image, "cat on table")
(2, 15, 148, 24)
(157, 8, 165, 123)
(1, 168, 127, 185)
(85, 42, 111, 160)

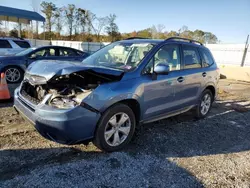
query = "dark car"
(0, 46, 89, 83)
(14, 37, 220, 152)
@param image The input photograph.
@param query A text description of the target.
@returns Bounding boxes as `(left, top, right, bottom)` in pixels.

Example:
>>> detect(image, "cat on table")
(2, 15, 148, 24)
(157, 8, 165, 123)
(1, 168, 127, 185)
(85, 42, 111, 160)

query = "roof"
(0, 6, 45, 23)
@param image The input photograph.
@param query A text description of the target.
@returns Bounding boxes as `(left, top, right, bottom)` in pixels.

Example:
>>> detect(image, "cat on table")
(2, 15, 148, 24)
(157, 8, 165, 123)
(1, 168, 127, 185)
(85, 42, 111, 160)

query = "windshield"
(15, 47, 36, 56)
(82, 42, 154, 70)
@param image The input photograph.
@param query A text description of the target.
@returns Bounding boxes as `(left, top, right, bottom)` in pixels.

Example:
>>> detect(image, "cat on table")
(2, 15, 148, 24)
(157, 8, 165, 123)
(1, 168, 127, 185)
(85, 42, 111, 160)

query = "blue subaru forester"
(14, 37, 220, 152)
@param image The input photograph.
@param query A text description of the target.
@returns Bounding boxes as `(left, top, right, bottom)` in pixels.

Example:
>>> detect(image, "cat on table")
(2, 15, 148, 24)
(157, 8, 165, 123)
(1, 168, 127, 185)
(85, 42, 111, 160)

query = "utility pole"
(241, 35, 249, 67)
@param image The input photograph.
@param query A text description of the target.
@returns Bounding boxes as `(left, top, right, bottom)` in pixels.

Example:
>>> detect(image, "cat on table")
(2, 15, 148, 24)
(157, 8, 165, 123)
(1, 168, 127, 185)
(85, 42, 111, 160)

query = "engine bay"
(21, 70, 123, 108)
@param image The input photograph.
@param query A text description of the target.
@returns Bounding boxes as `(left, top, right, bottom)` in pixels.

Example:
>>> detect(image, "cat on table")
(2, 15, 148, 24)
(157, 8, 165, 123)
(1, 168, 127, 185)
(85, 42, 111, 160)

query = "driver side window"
(29, 48, 56, 58)
(143, 44, 180, 74)
(29, 49, 45, 58)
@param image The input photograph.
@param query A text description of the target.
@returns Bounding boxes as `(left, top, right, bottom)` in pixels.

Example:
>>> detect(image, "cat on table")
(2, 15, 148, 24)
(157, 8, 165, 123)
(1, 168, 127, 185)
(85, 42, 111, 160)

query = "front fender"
(83, 87, 141, 113)
(0, 62, 26, 72)
(82, 79, 143, 113)
(99, 93, 141, 113)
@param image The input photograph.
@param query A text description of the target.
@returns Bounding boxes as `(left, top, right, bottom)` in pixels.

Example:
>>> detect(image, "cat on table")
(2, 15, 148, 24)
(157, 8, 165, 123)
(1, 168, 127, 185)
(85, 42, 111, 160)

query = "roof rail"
(124, 37, 149, 40)
(166, 37, 203, 45)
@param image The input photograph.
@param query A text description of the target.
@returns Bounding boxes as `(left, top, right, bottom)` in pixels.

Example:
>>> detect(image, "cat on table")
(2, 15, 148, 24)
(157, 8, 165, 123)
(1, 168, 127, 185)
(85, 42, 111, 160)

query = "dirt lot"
(1, 79, 250, 188)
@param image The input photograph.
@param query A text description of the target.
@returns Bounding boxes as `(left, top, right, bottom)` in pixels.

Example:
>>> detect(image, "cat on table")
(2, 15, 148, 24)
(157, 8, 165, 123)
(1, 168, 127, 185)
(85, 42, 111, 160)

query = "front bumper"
(14, 87, 101, 144)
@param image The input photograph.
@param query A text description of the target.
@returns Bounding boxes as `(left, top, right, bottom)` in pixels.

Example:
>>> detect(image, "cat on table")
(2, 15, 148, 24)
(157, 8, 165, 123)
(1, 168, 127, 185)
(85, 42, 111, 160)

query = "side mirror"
(154, 63, 170, 75)
(29, 54, 37, 59)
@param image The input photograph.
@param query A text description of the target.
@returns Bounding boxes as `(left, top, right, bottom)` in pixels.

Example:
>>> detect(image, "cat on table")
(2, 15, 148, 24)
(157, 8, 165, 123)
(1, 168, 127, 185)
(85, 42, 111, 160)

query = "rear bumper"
(14, 87, 101, 144)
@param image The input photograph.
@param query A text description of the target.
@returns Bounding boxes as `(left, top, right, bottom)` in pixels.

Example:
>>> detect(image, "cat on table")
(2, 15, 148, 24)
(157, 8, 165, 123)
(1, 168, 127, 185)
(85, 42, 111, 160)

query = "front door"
(174, 44, 204, 109)
(26, 47, 57, 66)
(142, 44, 182, 121)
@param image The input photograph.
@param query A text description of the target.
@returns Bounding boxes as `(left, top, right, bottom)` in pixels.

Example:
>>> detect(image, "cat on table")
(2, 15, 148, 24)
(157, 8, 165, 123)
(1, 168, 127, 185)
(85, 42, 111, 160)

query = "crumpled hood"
(26, 60, 124, 81)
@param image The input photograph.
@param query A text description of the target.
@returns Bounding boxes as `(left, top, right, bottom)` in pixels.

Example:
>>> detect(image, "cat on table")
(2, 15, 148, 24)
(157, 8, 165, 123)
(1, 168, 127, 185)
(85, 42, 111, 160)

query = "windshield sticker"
(121, 65, 132, 69)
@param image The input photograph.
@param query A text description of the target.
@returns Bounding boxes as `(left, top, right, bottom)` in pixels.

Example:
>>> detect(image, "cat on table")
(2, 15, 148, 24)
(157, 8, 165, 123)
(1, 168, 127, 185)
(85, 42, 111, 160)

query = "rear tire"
(93, 104, 136, 152)
(195, 89, 213, 119)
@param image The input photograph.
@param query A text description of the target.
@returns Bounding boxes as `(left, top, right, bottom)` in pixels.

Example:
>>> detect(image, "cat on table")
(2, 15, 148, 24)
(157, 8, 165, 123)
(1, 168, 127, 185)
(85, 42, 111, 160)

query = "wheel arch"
(117, 99, 141, 125)
(3, 64, 25, 73)
(2, 65, 25, 83)
(204, 84, 216, 100)
(100, 97, 141, 126)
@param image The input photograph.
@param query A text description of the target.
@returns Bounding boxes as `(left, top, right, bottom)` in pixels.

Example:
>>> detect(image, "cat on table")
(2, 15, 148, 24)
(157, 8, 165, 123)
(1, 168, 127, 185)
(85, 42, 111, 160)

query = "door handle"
(177, 77, 184, 83)
(202, 72, 207, 77)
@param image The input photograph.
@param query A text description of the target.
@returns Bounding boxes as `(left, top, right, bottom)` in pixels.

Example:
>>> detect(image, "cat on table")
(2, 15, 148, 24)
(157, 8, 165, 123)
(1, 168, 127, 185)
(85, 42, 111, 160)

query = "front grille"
(20, 82, 41, 105)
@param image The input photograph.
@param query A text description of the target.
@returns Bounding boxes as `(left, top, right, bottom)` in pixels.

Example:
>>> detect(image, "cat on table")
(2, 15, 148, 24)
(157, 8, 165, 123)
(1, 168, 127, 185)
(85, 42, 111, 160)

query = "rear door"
(58, 47, 82, 61)
(174, 44, 204, 108)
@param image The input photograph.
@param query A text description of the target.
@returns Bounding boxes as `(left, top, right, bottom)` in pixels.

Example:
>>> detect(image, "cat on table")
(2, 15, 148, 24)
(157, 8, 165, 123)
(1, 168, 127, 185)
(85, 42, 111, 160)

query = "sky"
(1, 0, 250, 43)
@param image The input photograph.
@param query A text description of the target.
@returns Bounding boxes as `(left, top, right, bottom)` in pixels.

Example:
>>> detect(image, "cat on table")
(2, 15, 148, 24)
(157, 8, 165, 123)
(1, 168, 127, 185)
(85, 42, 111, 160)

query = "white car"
(0, 37, 31, 56)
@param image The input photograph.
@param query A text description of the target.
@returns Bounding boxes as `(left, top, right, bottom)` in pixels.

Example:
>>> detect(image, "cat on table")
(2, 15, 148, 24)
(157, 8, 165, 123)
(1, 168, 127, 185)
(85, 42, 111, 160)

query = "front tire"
(4, 66, 24, 83)
(93, 104, 136, 152)
(195, 89, 213, 119)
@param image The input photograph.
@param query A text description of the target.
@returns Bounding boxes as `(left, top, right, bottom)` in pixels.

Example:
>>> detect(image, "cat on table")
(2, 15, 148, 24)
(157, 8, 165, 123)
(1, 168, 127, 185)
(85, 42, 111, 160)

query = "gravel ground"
(1, 79, 250, 187)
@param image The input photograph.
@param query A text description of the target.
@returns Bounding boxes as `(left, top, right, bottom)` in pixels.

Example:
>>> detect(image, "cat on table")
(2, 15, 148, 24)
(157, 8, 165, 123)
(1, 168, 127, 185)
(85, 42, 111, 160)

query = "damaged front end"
(20, 69, 123, 109)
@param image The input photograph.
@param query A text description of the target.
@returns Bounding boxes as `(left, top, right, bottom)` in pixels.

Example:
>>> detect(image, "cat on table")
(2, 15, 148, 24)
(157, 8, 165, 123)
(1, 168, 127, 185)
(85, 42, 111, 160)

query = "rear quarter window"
(0, 40, 12, 48)
(199, 48, 214, 67)
(13, 40, 31, 48)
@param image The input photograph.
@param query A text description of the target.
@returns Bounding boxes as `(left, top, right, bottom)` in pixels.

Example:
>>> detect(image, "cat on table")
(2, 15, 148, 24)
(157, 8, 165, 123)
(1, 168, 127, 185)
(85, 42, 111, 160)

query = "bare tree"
(54, 8, 63, 38)
(76, 8, 87, 39)
(64, 4, 77, 40)
(92, 16, 108, 41)
(105, 14, 119, 42)
(40, 1, 56, 39)
(85, 10, 96, 35)
(157, 24, 165, 33)
(150, 24, 165, 38)
(181, 25, 188, 33)
(150, 25, 157, 38)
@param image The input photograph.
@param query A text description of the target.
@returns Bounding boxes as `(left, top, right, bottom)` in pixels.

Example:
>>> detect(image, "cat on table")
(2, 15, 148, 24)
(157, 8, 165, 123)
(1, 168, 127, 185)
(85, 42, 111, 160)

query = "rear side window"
(59, 48, 77, 57)
(182, 45, 201, 69)
(199, 48, 214, 67)
(13, 40, 31, 48)
(0, 40, 12, 48)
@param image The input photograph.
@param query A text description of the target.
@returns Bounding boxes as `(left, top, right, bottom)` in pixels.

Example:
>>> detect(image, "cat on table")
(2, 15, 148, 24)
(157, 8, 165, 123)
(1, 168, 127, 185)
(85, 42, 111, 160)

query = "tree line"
(0, 2, 218, 43)
(39, 1, 120, 42)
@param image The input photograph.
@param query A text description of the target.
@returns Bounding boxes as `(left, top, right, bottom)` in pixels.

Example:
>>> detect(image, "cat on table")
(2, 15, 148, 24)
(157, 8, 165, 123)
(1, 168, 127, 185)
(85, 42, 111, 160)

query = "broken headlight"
(24, 73, 47, 85)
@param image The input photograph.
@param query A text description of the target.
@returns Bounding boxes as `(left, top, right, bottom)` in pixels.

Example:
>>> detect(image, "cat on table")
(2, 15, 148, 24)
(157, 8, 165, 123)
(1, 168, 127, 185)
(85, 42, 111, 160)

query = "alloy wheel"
(5, 68, 21, 83)
(104, 112, 131, 147)
(200, 93, 211, 115)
